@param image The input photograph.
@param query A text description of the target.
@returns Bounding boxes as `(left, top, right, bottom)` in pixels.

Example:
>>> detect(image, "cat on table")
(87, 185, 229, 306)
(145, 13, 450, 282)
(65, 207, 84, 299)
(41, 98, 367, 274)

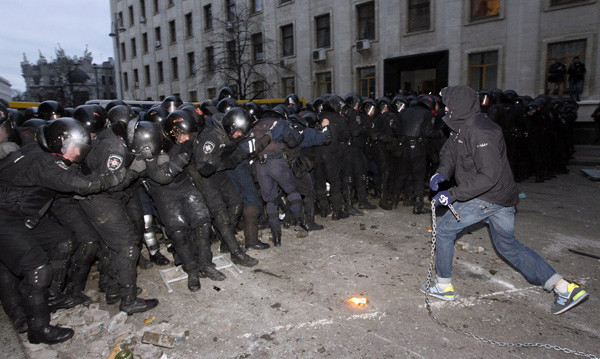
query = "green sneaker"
(420, 280, 456, 301)
(552, 283, 589, 315)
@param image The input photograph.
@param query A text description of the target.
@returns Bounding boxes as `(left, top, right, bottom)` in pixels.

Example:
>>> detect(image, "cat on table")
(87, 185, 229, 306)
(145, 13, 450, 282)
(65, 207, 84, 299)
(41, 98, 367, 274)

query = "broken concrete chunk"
(106, 311, 128, 332)
(84, 309, 111, 324)
(141, 331, 176, 349)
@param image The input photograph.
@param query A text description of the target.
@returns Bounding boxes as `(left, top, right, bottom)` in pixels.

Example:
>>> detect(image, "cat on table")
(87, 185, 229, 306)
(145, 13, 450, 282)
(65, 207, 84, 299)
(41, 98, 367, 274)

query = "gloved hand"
(430, 173, 447, 191)
(139, 147, 155, 161)
(432, 190, 453, 207)
(100, 170, 125, 190)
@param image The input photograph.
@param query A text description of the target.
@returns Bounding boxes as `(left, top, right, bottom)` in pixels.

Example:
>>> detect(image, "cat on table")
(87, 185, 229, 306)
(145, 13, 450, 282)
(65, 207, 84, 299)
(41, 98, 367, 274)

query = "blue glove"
(429, 173, 447, 191)
(432, 190, 453, 206)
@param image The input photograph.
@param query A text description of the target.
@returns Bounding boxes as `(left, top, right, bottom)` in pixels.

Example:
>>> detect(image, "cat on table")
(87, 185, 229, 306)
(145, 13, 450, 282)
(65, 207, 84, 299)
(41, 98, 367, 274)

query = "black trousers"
(396, 143, 427, 200)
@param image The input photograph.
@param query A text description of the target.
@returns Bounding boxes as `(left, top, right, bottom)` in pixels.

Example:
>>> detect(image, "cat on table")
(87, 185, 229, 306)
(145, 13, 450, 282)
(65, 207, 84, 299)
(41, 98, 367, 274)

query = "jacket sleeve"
(448, 129, 503, 202)
(145, 146, 191, 185)
(436, 139, 456, 180)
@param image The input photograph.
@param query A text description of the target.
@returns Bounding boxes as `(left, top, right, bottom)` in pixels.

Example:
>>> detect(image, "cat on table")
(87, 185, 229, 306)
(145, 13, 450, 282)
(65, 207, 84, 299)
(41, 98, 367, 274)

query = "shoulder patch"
(107, 154, 123, 171)
(203, 141, 215, 154)
(55, 160, 69, 170)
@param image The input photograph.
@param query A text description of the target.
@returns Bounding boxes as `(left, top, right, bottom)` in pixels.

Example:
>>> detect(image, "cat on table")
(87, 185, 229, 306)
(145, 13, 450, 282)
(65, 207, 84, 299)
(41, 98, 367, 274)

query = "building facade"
(21, 52, 116, 107)
(109, 0, 599, 106)
(0, 76, 11, 102)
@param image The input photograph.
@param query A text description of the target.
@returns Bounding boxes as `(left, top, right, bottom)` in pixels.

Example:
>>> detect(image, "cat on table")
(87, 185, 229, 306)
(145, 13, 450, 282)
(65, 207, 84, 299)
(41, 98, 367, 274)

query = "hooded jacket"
(438, 86, 518, 207)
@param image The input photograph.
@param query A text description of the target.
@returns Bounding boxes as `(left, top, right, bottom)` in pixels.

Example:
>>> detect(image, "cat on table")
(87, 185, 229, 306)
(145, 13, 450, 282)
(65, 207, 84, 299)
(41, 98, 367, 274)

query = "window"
(358, 67, 376, 97)
(128, 6, 135, 26)
(357, 2, 375, 40)
(169, 20, 176, 43)
(316, 72, 332, 96)
(140, 0, 146, 18)
(206, 47, 215, 71)
(155, 26, 162, 46)
(187, 51, 196, 76)
(131, 38, 137, 57)
(142, 32, 148, 53)
(159, 95, 166, 101)
(207, 88, 217, 99)
(252, 33, 264, 62)
(226, 0, 236, 21)
(470, 0, 500, 20)
(315, 14, 331, 48)
(546, 39, 586, 93)
(118, 11, 124, 27)
(281, 24, 294, 57)
(168, 0, 174, 6)
(120, 42, 126, 60)
(144, 65, 151, 86)
(133, 69, 139, 87)
(123, 72, 129, 91)
(227, 40, 237, 68)
(204, 4, 213, 30)
(102, 76, 106, 85)
(282, 77, 295, 97)
(109, 76, 113, 85)
(468, 51, 498, 91)
(550, 0, 586, 5)
(171, 57, 179, 80)
(251, 0, 262, 13)
(185, 12, 193, 37)
(189, 90, 198, 102)
(153, 0, 159, 13)
(157, 61, 164, 83)
(408, 0, 430, 32)
(280, 0, 292, 4)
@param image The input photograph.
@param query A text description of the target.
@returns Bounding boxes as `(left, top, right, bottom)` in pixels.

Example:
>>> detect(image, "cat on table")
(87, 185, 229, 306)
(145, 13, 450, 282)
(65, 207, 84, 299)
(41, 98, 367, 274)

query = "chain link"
(424, 200, 598, 359)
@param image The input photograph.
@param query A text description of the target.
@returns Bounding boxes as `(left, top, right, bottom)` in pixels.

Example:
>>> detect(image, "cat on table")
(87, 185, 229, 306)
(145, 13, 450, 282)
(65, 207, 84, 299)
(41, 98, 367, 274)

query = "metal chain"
(425, 200, 598, 359)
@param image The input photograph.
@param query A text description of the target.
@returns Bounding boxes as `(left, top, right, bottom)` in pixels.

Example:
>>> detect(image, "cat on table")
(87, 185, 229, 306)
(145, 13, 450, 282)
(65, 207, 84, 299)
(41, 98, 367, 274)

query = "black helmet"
(38, 100, 64, 120)
(163, 109, 198, 143)
(361, 98, 377, 116)
(390, 95, 408, 113)
(200, 100, 218, 116)
(24, 107, 38, 120)
(502, 90, 518, 104)
(417, 94, 435, 111)
(126, 120, 163, 157)
(302, 112, 319, 128)
(322, 95, 345, 113)
(0, 102, 7, 122)
(312, 97, 325, 113)
(376, 97, 391, 113)
(218, 86, 236, 101)
(242, 101, 262, 124)
(104, 99, 127, 112)
(288, 114, 308, 130)
(143, 106, 169, 124)
(108, 105, 136, 140)
(525, 102, 541, 117)
(162, 96, 183, 113)
(8, 109, 27, 127)
(73, 105, 107, 133)
(490, 88, 503, 104)
(179, 104, 205, 129)
(285, 94, 300, 106)
(479, 90, 492, 107)
(37, 118, 91, 163)
(222, 107, 252, 141)
(217, 98, 238, 113)
(63, 107, 75, 117)
(344, 93, 363, 109)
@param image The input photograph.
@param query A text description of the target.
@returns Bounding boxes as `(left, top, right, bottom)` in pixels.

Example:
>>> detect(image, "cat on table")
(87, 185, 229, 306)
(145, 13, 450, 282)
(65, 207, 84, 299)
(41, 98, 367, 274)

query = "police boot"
(119, 286, 159, 315)
(357, 175, 377, 209)
(214, 212, 258, 266)
(48, 259, 87, 312)
(143, 214, 170, 266)
(403, 192, 415, 207)
(199, 266, 227, 281)
(186, 269, 201, 292)
(64, 240, 97, 306)
(379, 195, 394, 210)
(22, 267, 74, 345)
(293, 217, 309, 238)
(137, 253, 154, 269)
(192, 225, 226, 281)
(0, 266, 28, 333)
(243, 206, 270, 250)
(331, 207, 349, 221)
(412, 197, 431, 215)
(316, 190, 330, 218)
(304, 202, 324, 231)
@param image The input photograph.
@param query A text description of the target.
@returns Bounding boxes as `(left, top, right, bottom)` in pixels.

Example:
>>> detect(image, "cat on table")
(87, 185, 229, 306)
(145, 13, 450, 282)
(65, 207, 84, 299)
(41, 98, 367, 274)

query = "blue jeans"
(569, 80, 583, 101)
(435, 198, 561, 291)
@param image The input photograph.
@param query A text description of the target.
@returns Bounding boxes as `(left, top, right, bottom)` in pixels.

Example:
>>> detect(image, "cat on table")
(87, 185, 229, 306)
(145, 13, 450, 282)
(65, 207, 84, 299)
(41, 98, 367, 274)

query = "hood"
(440, 86, 480, 131)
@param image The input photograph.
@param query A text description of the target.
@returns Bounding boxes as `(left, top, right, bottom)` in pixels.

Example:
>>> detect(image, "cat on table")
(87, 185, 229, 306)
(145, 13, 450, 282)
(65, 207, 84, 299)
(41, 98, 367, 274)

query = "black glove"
(139, 147, 154, 161)
(179, 139, 194, 154)
(100, 170, 125, 190)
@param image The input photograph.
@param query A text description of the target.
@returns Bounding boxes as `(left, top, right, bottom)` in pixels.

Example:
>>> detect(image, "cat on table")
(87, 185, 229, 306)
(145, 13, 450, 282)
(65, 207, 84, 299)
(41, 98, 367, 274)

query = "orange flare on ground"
(347, 297, 367, 306)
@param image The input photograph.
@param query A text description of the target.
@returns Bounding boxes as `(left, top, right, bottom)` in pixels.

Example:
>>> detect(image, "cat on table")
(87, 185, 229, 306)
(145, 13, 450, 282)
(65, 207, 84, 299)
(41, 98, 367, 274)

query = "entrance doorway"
(383, 50, 449, 96)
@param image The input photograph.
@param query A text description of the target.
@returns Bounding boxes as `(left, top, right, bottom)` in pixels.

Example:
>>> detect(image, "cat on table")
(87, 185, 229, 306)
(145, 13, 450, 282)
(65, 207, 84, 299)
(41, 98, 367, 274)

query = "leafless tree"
(201, 3, 279, 100)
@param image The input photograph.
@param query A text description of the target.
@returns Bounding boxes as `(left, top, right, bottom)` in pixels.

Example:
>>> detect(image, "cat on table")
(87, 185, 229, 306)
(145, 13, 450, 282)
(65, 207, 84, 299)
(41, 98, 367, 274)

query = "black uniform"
(367, 110, 396, 210)
(343, 107, 375, 209)
(0, 143, 121, 341)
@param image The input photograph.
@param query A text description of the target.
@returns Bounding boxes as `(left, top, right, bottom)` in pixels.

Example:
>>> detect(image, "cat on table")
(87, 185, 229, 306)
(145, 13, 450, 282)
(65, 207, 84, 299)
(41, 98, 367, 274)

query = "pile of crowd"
(0, 85, 578, 345)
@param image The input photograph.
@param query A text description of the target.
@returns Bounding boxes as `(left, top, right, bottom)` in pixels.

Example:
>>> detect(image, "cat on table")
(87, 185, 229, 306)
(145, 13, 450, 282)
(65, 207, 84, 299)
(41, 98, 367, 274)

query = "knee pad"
(57, 236, 75, 258)
(117, 244, 140, 263)
(23, 264, 52, 289)
(79, 241, 99, 261)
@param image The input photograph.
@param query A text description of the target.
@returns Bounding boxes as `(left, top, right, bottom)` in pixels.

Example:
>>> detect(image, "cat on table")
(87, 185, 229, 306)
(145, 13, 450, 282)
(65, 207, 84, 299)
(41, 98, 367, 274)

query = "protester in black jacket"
(423, 85, 589, 316)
